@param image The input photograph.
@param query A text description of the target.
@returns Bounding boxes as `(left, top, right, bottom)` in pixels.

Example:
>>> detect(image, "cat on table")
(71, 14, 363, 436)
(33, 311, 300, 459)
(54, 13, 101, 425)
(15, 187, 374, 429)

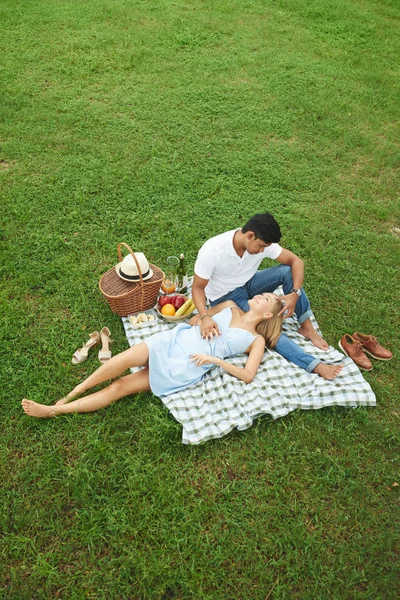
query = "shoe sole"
(338, 341, 373, 371)
(362, 348, 392, 361)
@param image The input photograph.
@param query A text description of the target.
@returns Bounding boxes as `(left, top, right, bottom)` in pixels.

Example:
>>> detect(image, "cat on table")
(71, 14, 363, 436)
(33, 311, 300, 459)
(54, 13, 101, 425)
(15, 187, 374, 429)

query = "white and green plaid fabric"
(121, 289, 375, 445)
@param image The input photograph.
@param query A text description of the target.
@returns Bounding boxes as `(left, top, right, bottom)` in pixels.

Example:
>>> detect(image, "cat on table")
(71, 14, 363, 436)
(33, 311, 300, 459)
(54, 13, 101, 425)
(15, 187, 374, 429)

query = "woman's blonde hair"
(255, 297, 284, 349)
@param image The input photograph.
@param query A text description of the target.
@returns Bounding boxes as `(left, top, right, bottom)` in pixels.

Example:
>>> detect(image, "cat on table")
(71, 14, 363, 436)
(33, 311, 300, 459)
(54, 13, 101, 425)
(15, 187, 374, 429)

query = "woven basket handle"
(117, 242, 144, 285)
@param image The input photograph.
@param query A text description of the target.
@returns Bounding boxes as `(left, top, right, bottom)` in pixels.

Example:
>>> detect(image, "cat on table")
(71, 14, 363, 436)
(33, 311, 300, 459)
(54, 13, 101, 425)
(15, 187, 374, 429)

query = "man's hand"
(279, 294, 298, 319)
(200, 315, 220, 340)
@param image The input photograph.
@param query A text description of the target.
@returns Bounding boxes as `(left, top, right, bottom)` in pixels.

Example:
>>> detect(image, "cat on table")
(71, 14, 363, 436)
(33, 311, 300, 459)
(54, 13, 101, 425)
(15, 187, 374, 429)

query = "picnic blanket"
(121, 289, 376, 445)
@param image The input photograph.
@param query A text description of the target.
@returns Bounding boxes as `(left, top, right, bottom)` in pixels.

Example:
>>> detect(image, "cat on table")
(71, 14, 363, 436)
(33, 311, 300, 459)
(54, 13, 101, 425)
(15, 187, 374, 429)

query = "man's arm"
(191, 274, 210, 319)
(191, 274, 221, 339)
(275, 249, 304, 317)
(276, 248, 304, 288)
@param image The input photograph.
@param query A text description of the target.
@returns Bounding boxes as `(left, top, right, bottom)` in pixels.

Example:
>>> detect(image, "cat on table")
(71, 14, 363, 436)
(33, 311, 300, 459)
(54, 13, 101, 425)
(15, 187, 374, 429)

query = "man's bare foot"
(298, 324, 330, 350)
(313, 363, 344, 380)
(21, 399, 56, 418)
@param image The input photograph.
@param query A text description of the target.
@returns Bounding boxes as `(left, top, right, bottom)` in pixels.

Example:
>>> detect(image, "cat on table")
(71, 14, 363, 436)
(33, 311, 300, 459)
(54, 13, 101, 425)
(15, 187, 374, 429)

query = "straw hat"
(115, 252, 153, 282)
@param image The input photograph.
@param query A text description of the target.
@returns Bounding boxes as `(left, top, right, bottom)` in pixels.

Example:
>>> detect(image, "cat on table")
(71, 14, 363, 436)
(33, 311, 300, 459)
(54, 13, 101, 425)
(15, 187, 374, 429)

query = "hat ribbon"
(119, 268, 150, 281)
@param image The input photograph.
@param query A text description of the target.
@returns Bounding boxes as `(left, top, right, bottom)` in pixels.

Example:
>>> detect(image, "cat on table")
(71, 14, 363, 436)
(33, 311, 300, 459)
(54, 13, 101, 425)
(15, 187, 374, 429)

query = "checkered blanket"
(121, 290, 376, 445)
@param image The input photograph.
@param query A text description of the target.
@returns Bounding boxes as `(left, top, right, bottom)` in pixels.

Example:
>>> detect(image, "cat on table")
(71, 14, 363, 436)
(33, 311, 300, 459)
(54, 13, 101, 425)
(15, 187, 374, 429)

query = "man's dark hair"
(242, 213, 282, 243)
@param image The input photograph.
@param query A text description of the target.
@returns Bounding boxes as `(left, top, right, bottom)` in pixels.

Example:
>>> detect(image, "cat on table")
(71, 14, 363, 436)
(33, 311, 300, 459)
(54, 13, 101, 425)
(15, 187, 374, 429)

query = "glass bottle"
(176, 253, 188, 293)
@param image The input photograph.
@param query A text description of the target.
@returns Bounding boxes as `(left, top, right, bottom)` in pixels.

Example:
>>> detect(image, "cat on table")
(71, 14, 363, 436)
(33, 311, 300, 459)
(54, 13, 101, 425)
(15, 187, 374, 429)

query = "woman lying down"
(22, 293, 343, 419)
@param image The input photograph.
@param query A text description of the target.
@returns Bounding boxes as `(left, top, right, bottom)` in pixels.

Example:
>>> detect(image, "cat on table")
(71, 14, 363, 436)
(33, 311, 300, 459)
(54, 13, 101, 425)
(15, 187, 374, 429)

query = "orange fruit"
(161, 304, 176, 316)
(161, 279, 176, 294)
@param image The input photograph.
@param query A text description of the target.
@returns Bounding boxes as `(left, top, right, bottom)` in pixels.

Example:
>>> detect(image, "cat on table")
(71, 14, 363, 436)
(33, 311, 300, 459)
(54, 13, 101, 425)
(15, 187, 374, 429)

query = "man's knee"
(278, 264, 293, 283)
(236, 298, 250, 312)
(213, 289, 250, 312)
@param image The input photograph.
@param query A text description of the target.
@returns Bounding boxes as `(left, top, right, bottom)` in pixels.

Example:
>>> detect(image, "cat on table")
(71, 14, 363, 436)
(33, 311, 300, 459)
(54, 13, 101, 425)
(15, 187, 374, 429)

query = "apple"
(172, 295, 186, 310)
(158, 296, 172, 308)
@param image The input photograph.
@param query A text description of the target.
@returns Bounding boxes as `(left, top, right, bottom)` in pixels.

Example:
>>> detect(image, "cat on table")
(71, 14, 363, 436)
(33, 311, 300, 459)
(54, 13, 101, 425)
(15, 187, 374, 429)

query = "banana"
(175, 298, 194, 317)
(182, 300, 195, 315)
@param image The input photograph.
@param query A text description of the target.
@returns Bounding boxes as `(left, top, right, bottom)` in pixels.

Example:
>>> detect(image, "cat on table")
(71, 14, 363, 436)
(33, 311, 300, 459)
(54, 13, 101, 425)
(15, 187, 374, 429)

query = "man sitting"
(192, 212, 342, 380)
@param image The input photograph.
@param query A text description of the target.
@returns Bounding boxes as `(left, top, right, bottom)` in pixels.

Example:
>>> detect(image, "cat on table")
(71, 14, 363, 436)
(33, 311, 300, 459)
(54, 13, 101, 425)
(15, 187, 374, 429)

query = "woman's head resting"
(249, 293, 284, 348)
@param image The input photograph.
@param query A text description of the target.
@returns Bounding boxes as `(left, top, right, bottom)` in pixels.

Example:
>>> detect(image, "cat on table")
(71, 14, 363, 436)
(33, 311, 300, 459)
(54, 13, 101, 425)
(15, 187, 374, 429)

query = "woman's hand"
(190, 353, 220, 367)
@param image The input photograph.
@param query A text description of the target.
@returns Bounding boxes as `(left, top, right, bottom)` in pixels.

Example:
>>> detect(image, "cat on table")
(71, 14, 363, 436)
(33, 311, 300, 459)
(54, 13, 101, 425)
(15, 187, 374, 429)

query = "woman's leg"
(22, 368, 151, 418)
(59, 342, 149, 404)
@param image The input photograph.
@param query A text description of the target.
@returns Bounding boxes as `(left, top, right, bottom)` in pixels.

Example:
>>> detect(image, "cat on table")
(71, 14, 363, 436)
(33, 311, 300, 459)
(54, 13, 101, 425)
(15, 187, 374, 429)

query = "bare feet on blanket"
(313, 364, 344, 380)
(22, 399, 56, 418)
(298, 322, 330, 350)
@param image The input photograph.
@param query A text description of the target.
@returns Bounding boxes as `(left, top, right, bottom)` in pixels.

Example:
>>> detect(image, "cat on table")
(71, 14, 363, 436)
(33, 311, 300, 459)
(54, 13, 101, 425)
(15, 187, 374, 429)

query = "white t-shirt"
(194, 229, 283, 301)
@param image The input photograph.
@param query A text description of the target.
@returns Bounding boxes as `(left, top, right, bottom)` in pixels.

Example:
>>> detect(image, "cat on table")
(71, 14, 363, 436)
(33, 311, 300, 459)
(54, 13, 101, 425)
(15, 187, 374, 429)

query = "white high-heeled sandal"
(98, 327, 113, 364)
(71, 331, 100, 365)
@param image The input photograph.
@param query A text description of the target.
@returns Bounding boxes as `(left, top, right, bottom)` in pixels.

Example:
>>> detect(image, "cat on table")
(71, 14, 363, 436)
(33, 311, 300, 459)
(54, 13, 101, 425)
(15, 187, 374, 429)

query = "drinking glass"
(161, 255, 179, 294)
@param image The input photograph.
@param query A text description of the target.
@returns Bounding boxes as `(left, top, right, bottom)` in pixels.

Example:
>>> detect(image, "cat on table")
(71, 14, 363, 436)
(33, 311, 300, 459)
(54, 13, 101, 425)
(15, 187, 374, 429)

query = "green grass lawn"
(1, 0, 399, 597)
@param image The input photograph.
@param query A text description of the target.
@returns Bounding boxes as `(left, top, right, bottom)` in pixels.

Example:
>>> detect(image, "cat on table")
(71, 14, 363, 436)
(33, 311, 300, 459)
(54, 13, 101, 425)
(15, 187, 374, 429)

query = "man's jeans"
(210, 265, 320, 372)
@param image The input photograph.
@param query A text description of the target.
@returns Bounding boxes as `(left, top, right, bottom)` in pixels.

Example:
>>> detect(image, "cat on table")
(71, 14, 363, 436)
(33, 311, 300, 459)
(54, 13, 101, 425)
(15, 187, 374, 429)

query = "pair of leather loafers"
(338, 332, 393, 371)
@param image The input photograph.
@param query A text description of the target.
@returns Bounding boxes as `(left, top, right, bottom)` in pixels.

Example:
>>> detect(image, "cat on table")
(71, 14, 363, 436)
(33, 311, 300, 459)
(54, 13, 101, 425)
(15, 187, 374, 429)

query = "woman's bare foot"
(55, 385, 82, 406)
(21, 399, 56, 418)
(313, 363, 344, 380)
(298, 323, 330, 350)
(55, 396, 69, 406)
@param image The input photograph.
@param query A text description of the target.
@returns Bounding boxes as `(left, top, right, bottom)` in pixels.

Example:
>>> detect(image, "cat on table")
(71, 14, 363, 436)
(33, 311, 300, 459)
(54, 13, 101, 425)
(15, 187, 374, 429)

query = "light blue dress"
(145, 306, 258, 397)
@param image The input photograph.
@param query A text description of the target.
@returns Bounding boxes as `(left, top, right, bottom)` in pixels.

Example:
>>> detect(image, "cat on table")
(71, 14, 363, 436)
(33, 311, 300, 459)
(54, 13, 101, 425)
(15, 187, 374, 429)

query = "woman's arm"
(189, 300, 238, 327)
(190, 336, 265, 384)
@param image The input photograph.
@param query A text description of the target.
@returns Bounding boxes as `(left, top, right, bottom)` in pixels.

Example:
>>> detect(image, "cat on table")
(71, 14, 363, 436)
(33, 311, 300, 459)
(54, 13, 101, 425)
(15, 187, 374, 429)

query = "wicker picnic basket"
(99, 243, 164, 317)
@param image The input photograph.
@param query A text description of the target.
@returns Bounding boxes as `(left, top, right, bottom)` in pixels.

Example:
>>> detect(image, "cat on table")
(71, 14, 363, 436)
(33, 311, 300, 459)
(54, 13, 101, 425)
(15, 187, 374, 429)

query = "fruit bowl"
(157, 294, 196, 322)
(156, 307, 196, 323)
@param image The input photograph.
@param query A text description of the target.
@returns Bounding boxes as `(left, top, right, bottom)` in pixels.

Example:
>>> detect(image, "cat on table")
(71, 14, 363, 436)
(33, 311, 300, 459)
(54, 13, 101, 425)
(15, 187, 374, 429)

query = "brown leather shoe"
(338, 334, 373, 371)
(353, 332, 393, 361)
